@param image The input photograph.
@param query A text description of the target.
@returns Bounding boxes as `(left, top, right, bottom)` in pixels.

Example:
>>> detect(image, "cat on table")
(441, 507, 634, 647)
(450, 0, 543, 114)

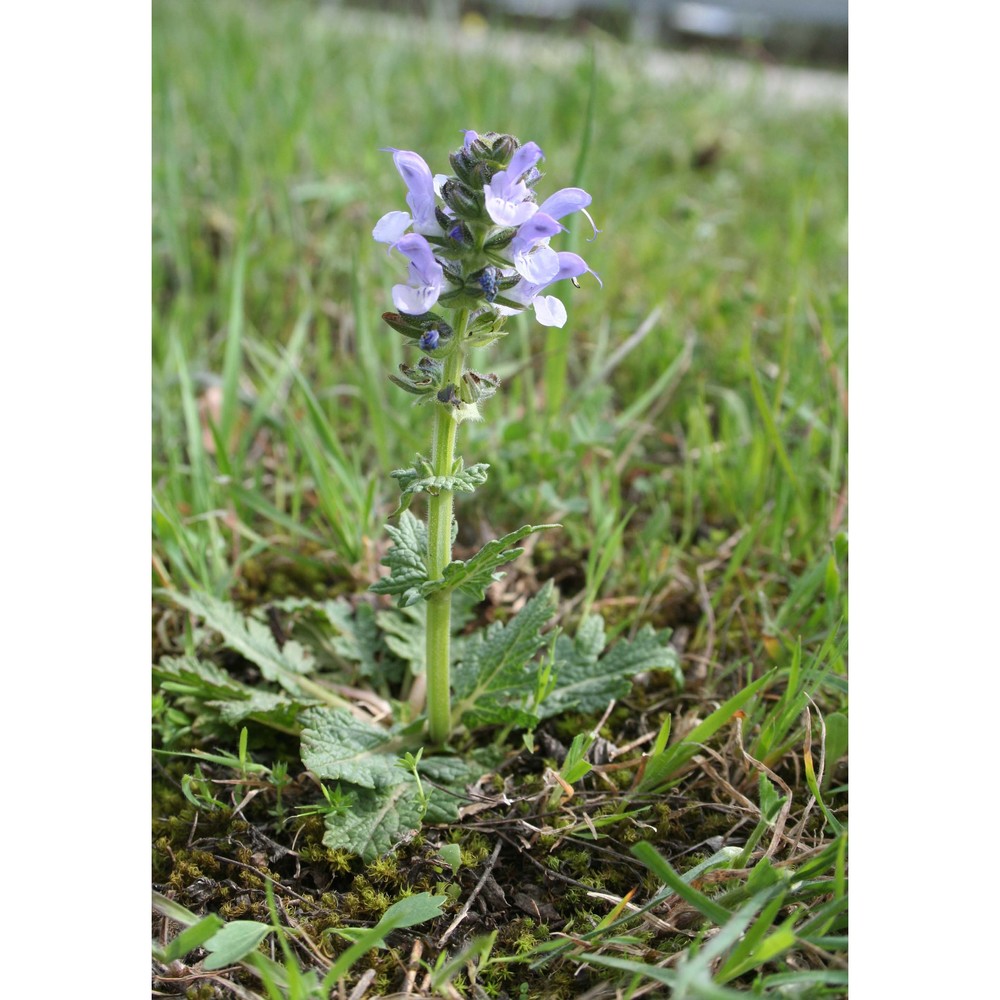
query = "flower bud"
(484, 226, 518, 250)
(496, 272, 522, 293)
(389, 359, 441, 396)
(460, 369, 501, 404)
(440, 259, 463, 285)
(382, 311, 453, 342)
(434, 206, 453, 232)
(441, 178, 482, 219)
(468, 137, 492, 160)
(490, 134, 518, 164)
(469, 160, 494, 188)
(449, 148, 477, 186)
(382, 311, 426, 338)
(437, 384, 460, 407)
(448, 220, 474, 246)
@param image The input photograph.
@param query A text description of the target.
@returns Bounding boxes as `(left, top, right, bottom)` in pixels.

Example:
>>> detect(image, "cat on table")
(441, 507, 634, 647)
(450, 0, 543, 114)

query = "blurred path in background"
(324, 6, 847, 111)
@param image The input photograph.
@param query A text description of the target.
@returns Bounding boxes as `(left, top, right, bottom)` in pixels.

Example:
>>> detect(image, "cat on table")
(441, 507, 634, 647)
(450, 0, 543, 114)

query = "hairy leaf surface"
(370, 512, 555, 608)
(322, 780, 424, 862)
(368, 512, 430, 606)
(166, 591, 315, 697)
(390, 461, 489, 515)
(452, 581, 558, 728)
(299, 707, 403, 789)
(541, 618, 681, 719)
(424, 523, 560, 603)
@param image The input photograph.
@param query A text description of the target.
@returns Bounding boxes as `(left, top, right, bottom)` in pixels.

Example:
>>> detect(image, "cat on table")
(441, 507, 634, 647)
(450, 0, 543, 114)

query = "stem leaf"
(424, 522, 560, 603)
(390, 461, 490, 518)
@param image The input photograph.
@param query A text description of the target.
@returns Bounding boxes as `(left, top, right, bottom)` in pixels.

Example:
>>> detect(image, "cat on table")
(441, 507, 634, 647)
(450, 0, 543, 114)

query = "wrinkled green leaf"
(154, 654, 249, 700)
(299, 707, 402, 789)
(155, 653, 307, 727)
(165, 591, 315, 697)
(540, 618, 681, 720)
(390, 461, 489, 515)
(213, 691, 308, 728)
(452, 582, 558, 728)
(369, 511, 432, 606)
(275, 596, 402, 687)
(369, 513, 556, 609)
(455, 702, 540, 730)
(424, 523, 560, 604)
(419, 751, 496, 823)
(322, 780, 425, 861)
(321, 599, 385, 679)
(378, 601, 428, 676)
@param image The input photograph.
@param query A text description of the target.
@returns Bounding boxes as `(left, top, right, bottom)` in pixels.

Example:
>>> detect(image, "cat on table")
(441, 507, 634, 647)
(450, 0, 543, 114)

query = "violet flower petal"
(507, 141, 544, 180)
(372, 210, 412, 245)
(532, 294, 568, 328)
(511, 213, 565, 254)
(391, 233, 444, 314)
(514, 244, 560, 284)
(382, 148, 439, 233)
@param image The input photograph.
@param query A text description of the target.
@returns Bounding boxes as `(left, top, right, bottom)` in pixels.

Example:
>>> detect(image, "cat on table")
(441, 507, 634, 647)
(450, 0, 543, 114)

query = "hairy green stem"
(425, 309, 469, 744)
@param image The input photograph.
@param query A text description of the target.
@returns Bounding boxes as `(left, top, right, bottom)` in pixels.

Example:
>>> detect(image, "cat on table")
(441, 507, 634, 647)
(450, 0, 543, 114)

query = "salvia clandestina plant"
(371, 130, 601, 744)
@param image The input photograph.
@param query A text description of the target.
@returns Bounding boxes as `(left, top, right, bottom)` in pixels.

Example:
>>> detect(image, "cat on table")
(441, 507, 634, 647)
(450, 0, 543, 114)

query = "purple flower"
(538, 187, 599, 240)
(375, 133, 600, 335)
(508, 213, 564, 284)
(391, 233, 445, 315)
(505, 187, 597, 284)
(499, 251, 601, 328)
(372, 148, 446, 244)
(483, 141, 545, 227)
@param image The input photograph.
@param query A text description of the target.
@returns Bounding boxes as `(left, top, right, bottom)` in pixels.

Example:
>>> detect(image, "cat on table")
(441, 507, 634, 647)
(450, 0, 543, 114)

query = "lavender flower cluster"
(373, 131, 599, 344)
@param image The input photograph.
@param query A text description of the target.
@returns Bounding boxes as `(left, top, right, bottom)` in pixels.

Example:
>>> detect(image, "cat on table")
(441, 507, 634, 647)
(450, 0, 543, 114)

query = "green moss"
(548, 846, 586, 878)
(457, 831, 491, 867)
(298, 843, 354, 872)
(218, 897, 254, 920)
(346, 875, 391, 919)
(365, 854, 402, 886)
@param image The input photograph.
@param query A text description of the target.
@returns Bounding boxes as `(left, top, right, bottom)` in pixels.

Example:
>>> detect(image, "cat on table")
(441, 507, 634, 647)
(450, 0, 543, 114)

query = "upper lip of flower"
(372, 148, 448, 245)
(483, 142, 546, 227)
(502, 187, 598, 283)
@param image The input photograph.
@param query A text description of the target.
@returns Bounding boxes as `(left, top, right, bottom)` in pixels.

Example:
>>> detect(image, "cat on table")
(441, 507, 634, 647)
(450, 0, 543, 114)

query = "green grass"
(153, 1, 846, 996)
